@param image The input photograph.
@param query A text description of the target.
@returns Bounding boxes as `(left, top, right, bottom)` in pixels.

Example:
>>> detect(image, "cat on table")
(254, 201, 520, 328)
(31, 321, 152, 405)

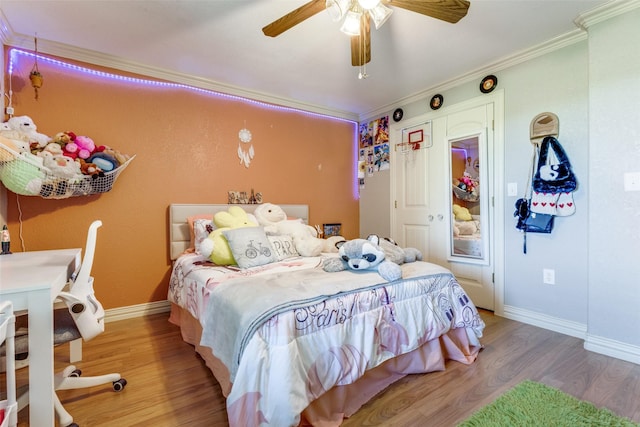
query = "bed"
(167, 203, 485, 426)
(453, 215, 483, 257)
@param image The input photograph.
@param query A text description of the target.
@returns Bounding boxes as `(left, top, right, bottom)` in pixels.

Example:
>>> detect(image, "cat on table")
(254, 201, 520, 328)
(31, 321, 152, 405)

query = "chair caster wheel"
(70, 369, 82, 377)
(113, 378, 127, 391)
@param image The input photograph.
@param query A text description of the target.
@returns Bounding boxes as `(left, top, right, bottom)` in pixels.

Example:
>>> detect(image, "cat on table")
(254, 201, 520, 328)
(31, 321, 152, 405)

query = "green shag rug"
(459, 380, 640, 427)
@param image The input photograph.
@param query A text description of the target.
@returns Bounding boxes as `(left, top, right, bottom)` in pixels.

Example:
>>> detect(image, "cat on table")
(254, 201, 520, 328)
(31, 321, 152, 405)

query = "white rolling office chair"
(0, 301, 18, 427)
(15, 220, 127, 427)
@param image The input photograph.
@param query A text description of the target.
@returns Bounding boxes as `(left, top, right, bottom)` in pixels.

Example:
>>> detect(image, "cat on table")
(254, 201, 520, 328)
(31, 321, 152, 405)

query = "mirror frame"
(447, 131, 490, 265)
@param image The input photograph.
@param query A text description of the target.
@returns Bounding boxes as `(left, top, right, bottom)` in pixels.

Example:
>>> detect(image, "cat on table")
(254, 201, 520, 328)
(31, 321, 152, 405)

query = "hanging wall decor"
(237, 125, 254, 168)
(480, 75, 498, 94)
(430, 94, 444, 110)
(29, 36, 43, 100)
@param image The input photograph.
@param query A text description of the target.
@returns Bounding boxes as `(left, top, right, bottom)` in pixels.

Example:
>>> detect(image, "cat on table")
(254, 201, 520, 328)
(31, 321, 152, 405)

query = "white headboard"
(169, 203, 309, 260)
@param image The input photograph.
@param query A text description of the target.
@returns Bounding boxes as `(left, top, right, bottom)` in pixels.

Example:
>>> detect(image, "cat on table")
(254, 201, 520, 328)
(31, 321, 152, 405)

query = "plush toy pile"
(197, 203, 346, 267)
(253, 203, 345, 257)
(0, 115, 132, 197)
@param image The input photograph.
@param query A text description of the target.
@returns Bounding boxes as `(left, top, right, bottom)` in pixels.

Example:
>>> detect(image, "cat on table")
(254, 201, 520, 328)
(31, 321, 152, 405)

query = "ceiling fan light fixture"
(340, 10, 362, 36)
(357, 0, 380, 10)
(326, 0, 351, 22)
(369, 3, 393, 29)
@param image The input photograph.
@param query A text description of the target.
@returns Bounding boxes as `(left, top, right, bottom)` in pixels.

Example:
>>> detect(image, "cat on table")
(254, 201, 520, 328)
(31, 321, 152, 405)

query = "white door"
(390, 98, 499, 311)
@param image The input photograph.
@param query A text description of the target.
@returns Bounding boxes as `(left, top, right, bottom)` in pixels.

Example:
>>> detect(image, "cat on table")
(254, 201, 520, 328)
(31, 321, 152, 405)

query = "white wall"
(586, 9, 640, 353)
(359, 6, 640, 363)
(502, 42, 590, 326)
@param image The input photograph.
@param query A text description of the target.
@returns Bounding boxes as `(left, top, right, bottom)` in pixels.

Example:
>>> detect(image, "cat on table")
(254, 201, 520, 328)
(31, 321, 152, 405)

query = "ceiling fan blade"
(262, 0, 326, 37)
(384, 0, 470, 23)
(351, 13, 371, 66)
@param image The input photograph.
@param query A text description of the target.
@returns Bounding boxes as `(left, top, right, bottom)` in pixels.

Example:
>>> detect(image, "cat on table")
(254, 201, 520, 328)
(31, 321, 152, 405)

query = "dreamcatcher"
(237, 126, 254, 168)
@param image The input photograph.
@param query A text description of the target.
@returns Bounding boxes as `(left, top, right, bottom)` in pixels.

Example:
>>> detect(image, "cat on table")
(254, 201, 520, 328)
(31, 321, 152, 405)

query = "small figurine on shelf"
(1, 225, 12, 255)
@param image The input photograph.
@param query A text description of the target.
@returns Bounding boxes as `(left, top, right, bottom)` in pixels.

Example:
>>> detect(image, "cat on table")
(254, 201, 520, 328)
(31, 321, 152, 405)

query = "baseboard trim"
(502, 305, 587, 340)
(503, 305, 640, 365)
(585, 334, 640, 365)
(105, 300, 171, 322)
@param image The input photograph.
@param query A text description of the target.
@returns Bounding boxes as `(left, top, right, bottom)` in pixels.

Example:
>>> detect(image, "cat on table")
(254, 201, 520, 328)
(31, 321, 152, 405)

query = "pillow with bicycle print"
(222, 226, 277, 268)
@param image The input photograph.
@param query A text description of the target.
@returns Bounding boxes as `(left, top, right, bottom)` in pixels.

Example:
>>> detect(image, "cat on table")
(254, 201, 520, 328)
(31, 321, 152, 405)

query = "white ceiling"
(1, 1, 610, 120)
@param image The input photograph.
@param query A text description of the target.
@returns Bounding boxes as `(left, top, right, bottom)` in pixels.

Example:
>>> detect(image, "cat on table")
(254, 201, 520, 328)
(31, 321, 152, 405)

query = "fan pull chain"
(358, 15, 368, 80)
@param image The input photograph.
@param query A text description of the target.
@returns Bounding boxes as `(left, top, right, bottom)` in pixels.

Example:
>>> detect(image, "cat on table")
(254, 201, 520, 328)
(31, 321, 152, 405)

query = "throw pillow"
(267, 234, 299, 261)
(222, 227, 277, 268)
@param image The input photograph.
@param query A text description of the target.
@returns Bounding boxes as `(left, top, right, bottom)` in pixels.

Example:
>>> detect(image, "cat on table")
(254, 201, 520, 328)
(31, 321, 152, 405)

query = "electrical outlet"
(543, 269, 555, 285)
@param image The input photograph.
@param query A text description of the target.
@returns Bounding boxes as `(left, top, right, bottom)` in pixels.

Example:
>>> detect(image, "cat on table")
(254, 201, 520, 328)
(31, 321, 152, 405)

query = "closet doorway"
(389, 93, 504, 311)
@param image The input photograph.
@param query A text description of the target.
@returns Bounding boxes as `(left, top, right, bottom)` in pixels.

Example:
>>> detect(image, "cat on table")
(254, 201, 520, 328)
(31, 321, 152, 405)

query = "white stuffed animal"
(41, 151, 81, 178)
(253, 203, 347, 257)
(1, 115, 50, 149)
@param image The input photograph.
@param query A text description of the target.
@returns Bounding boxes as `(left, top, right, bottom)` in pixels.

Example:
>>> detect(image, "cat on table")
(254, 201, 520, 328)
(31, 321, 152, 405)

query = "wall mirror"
(448, 132, 489, 264)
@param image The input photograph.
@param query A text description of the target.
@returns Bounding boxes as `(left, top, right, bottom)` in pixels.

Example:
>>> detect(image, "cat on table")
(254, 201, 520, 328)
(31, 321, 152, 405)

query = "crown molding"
(359, 0, 636, 122)
(0, 12, 358, 123)
(359, 28, 588, 122)
(575, 0, 640, 30)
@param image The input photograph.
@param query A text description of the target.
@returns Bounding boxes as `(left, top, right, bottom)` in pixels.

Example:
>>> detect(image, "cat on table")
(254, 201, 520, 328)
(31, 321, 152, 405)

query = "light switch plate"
(624, 172, 640, 192)
(507, 182, 518, 197)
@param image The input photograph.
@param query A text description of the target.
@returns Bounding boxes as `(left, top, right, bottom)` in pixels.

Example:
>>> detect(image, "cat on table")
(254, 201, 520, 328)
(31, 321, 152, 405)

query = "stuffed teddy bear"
(375, 236, 423, 264)
(37, 142, 64, 157)
(253, 203, 326, 257)
(1, 116, 50, 149)
(200, 206, 257, 265)
(78, 158, 105, 179)
(323, 235, 402, 282)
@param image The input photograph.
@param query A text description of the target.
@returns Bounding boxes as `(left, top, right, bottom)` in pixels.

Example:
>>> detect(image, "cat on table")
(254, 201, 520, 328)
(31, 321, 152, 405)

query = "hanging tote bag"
(532, 136, 577, 193)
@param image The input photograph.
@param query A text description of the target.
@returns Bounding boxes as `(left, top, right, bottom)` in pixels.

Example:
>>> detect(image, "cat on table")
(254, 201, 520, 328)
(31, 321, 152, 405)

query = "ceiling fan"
(262, 0, 470, 68)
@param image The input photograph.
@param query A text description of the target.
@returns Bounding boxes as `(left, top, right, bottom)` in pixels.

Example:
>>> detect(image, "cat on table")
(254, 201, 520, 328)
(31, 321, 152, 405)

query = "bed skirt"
(169, 303, 482, 426)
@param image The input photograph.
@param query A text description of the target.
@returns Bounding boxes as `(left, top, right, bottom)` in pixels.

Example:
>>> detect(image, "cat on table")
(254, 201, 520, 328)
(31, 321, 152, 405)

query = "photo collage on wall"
(358, 115, 390, 189)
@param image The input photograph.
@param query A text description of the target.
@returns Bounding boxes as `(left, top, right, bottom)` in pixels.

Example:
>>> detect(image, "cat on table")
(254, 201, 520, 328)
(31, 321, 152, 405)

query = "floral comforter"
(168, 253, 484, 427)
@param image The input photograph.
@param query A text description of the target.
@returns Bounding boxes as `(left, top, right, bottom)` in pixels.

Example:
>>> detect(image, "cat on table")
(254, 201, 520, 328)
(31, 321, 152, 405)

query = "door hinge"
(492, 272, 495, 283)
(395, 200, 397, 208)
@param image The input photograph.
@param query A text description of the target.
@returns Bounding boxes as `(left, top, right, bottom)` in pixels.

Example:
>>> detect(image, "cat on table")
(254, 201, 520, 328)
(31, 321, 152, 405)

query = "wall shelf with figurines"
(0, 115, 134, 199)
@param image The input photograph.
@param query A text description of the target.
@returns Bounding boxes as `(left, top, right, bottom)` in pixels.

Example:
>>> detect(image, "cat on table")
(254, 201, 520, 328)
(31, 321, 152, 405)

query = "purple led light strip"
(8, 48, 360, 199)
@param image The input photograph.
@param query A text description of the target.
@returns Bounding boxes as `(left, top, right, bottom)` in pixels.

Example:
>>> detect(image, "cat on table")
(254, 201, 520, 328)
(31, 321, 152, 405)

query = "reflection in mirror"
(450, 135, 485, 261)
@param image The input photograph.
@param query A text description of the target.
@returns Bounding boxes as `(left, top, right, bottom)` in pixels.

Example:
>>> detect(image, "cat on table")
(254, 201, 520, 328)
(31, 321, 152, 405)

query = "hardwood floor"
(6, 310, 640, 426)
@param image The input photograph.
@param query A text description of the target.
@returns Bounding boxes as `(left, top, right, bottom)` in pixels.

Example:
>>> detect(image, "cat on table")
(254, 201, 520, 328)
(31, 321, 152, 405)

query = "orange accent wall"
(2, 49, 359, 309)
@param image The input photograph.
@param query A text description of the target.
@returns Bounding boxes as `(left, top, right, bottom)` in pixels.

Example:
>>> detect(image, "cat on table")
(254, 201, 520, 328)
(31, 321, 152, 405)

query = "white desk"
(0, 248, 81, 426)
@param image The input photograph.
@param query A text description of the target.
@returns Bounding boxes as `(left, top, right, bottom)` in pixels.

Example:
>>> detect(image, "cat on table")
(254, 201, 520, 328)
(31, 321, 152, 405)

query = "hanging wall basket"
(452, 184, 480, 202)
(0, 142, 134, 199)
